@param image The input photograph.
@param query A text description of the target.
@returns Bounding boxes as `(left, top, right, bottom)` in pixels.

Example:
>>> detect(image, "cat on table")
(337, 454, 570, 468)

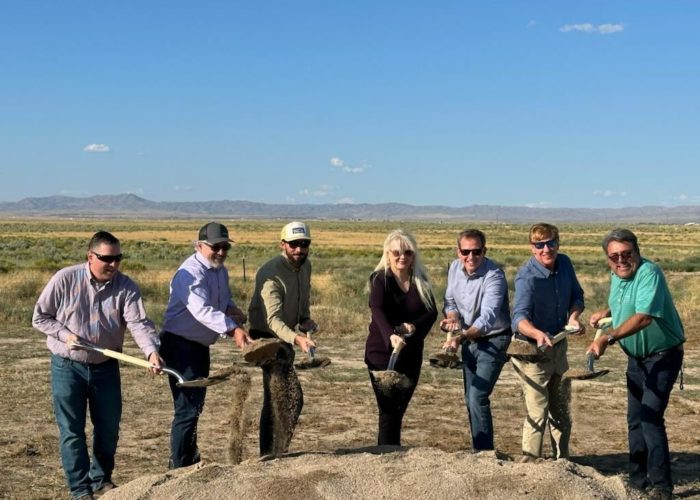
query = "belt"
(475, 328, 512, 341)
(635, 343, 684, 361)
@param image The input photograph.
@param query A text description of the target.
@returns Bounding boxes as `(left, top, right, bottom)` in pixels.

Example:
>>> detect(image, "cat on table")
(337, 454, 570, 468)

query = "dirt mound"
(103, 447, 628, 500)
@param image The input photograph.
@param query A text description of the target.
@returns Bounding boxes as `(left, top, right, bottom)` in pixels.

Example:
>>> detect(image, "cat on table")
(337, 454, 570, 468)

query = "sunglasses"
(531, 239, 558, 250)
(91, 252, 123, 263)
(203, 242, 231, 252)
(608, 251, 634, 263)
(286, 240, 311, 249)
(458, 248, 483, 257)
(390, 249, 414, 258)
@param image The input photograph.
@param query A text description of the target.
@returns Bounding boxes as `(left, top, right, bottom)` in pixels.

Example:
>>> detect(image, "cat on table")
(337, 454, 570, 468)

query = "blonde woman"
(364, 229, 437, 445)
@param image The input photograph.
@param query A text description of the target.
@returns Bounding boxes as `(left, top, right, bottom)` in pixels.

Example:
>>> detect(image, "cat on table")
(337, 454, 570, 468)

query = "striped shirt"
(32, 262, 160, 364)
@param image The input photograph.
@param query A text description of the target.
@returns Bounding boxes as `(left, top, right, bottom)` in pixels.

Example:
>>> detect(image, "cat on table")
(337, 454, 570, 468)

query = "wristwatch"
(606, 333, 616, 345)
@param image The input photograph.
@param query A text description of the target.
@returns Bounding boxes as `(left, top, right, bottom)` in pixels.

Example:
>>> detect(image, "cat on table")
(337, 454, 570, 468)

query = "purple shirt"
(32, 262, 160, 364)
(365, 269, 437, 377)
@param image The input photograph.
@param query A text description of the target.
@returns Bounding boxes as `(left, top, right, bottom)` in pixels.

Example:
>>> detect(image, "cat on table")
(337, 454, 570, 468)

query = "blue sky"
(1, 1, 698, 209)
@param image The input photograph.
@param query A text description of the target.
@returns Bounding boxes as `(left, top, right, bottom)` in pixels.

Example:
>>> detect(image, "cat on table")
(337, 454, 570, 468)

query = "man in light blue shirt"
(442, 229, 511, 451)
(160, 222, 251, 469)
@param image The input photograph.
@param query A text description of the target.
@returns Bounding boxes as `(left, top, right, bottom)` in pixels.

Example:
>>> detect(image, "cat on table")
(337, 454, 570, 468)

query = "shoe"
(93, 482, 116, 498)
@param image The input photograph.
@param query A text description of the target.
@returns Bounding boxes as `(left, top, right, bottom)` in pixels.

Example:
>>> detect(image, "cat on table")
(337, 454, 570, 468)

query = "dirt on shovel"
(243, 338, 284, 366)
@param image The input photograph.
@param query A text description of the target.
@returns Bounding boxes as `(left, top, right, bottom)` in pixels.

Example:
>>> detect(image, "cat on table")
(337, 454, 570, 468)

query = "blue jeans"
(626, 345, 683, 492)
(51, 354, 121, 499)
(160, 332, 210, 468)
(461, 333, 510, 450)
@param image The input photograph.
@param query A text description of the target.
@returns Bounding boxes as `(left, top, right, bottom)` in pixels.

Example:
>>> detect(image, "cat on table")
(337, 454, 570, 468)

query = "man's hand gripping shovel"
(429, 325, 463, 369)
(564, 317, 612, 381)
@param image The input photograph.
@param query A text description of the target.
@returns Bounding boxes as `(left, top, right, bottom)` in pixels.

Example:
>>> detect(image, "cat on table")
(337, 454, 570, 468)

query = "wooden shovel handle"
(71, 340, 154, 369)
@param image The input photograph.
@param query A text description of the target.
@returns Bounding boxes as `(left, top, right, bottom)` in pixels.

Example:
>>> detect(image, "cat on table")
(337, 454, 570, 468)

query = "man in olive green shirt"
(588, 228, 684, 500)
(248, 221, 317, 456)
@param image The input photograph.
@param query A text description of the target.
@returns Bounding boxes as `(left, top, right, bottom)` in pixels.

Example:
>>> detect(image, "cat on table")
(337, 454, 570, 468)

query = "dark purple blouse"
(364, 269, 437, 378)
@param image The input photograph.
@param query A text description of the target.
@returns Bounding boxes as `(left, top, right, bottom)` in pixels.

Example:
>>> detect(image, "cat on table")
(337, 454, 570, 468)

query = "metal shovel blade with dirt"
(371, 338, 412, 395)
(429, 327, 462, 369)
(505, 321, 611, 381)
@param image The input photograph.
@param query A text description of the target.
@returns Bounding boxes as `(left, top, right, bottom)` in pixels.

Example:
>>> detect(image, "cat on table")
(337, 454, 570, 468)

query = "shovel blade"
(564, 368, 610, 381)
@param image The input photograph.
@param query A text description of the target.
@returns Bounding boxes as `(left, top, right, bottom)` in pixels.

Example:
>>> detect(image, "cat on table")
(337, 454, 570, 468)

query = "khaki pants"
(511, 341, 571, 459)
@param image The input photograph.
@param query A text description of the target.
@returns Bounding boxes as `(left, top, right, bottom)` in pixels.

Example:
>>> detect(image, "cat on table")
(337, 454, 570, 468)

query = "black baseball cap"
(198, 222, 234, 245)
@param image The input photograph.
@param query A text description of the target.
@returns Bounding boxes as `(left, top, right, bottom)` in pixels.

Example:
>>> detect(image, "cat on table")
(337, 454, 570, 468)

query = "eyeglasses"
(458, 248, 483, 257)
(531, 239, 558, 250)
(91, 252, 123, 263)
(608, 251, 634, 263)
(286, 240, 311, 249)
(390, 249, 414, 258)
(203, 242, 231, 253)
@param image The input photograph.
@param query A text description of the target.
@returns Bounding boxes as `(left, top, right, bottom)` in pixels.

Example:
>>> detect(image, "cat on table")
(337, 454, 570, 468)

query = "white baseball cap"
(280, 221, 311, 242)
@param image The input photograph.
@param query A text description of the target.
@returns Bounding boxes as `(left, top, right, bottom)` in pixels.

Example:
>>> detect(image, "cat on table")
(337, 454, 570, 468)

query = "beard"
(284, 249, 308, 268)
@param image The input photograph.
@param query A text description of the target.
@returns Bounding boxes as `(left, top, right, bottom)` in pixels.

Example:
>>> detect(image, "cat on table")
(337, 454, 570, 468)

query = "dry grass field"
(0, 219, 698, 499)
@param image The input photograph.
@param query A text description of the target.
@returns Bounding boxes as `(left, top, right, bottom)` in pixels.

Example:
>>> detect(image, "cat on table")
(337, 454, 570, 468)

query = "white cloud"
(598, 23, 624, 35)
(83, 143, 110, 153)
(335, 197, 355, 204)
(299, 184, 334, 197)
(560, 23, 624, 35)
(527, 20, 537, 28)
(593, 189, 627, 198)
(679, 194, 688, 201)
(330, 156, 370, 174)
(173, 185, 195, 192)
(525, 201, 553, 208)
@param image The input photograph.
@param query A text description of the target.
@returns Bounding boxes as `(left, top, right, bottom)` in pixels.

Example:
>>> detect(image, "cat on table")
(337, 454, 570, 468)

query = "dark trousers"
(160, 332, 210, 469)
(626, 346, 683, 492)
(368, 369, 418, 446)
(250, 330, 303, 456)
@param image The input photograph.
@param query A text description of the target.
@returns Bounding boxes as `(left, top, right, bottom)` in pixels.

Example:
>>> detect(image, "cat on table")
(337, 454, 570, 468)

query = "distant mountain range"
(1, 194, 699, 223)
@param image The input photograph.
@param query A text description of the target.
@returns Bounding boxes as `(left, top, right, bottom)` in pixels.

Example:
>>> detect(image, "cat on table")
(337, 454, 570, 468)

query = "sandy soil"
(1, 330, 698, 499)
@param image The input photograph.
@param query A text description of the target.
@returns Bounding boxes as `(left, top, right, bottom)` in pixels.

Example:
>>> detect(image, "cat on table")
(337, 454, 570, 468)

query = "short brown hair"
(529, 223, 559, 243)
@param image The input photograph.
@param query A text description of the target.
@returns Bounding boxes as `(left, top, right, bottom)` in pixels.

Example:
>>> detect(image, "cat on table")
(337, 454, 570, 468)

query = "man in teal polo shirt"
(587, 228, 684, 500)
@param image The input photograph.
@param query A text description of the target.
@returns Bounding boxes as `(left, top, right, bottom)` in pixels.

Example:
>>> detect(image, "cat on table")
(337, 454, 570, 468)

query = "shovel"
(429, 328, 462, 369)
(242, 338, 285, 366)
(506, 325, 582, 361)
(70, 338, 234, 388)
(295, 328, 331, 370)
(563, 318, 612, 381)
(371, 339, 412, 394)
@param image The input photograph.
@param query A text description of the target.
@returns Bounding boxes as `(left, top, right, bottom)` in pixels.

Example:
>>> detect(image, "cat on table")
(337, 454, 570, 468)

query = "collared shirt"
(161, 252, 239, 346)
(248, 254, 312, 344)
(610, 258, 684, 358)
(443, 258, 510, 336)
(512, 253, 585, 336)
(32, 262, 160, 364)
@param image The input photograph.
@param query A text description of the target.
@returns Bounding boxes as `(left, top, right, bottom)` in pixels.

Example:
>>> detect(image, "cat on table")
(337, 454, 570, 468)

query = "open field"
(0, 219, 698, 499)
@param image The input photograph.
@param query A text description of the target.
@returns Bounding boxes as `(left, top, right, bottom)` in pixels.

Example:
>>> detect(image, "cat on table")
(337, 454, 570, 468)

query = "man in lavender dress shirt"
(160, 222, 251, 469)
(33, 230, 164, 500)
(442, 229, 511, 451)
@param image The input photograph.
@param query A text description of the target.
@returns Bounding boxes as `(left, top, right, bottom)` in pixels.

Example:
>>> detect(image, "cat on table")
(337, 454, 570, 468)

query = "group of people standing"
(32, 221, 685, 500)
(363, 223, 684, 500)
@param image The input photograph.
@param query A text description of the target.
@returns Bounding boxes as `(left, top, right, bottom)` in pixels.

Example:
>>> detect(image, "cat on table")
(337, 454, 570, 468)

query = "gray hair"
(601, 228, 640, 254)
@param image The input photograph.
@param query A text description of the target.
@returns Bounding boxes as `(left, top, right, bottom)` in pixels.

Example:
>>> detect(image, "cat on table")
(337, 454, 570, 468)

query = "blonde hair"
(372, 229, 435, 311)
(529, 222, 559, 243)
